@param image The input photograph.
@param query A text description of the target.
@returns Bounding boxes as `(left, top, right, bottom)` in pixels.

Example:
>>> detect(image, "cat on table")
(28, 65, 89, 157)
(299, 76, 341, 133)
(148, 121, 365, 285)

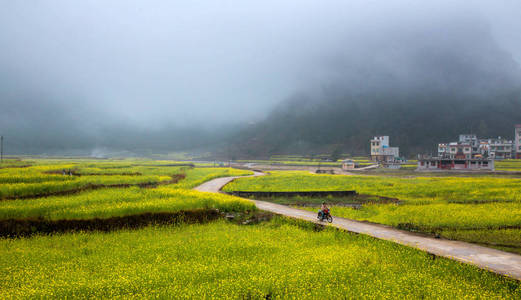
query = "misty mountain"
(2, 2, 521, 157)
(231, 19, 521, 158)
(231, 89, 521, 158)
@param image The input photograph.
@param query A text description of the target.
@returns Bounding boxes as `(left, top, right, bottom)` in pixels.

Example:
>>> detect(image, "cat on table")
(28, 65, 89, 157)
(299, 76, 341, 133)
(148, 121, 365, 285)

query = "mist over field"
(1, 1, 521, 156)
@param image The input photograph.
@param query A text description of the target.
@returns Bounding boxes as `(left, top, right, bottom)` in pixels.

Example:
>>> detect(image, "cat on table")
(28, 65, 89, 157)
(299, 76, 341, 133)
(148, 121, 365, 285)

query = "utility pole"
(0, 136, 3, 163)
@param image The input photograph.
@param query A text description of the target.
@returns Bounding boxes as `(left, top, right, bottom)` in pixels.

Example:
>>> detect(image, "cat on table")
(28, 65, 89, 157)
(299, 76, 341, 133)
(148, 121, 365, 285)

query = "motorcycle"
(317, 209, 333, 223)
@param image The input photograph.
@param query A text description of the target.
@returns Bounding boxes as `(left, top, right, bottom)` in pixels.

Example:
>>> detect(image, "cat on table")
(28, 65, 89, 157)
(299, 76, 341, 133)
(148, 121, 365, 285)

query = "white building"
(438, 143, 448, 156)
(370, 136, 399, 162)
(439, 129, 518, 160)
(341, 159, 356, 170)
(486, 137, 513, 159)
(417, 157, 494, 171)
(459, 134, 479, 153)
(515, 125, 521, 158)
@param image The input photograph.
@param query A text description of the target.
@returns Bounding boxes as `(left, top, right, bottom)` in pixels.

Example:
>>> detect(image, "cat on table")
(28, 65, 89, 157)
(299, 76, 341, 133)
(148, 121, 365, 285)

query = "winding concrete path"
(194, 174, 521, 281)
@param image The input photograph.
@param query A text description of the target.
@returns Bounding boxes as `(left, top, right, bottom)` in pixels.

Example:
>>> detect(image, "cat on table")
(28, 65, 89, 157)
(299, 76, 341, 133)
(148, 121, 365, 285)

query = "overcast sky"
(1, 1, 521, 153)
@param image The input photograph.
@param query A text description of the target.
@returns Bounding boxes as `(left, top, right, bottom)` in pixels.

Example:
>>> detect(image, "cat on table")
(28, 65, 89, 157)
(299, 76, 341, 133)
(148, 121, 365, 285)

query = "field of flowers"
(238, 160, 377, 167)
(0, 160, 253, 220)
(0, 187, 255, 220)
(3, 158, 521, 297)
(236, 159, 343, 166)
(0, 160, 252, 199)
(224, 171, 521, 253)
(174, 167, 252, 189)
(496, 159, 521, 171)
(0, 174, 171, 199)
(1, 219, 519, 298)
(0, 158, 34, 168)
(223, 171, 521, 204)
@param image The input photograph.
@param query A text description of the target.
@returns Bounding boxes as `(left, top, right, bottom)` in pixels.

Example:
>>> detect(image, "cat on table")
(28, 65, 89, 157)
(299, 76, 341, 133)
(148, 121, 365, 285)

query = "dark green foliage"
(232, 90, 521, 158)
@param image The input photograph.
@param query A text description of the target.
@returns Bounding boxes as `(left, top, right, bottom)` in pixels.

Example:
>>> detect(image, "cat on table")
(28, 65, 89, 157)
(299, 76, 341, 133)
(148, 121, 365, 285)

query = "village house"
(417, 157, 494, 171)
(370, 136, 400, 163)
(515, 124, 521, 158)
(420, 142, 494, 171)
(437, 126, 521, 160)
(418, 126, 521, 171)
(486, 137, 513, 159)
(341, 159, 356, 170)
(438, 142, 472, 159)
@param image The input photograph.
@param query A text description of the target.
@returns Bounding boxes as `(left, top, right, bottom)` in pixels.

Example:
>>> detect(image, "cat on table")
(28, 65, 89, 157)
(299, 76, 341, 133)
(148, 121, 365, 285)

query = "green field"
(0, 187, 254, 221)
(1, 159, 521, 297)
(496, 159, 521, 171)
(1, 219, 520, 298)
(224, 171, 521, 254)
(0, 161, 253, 220)
(235, 155, 376, 167)
(0, 162, 250, 199)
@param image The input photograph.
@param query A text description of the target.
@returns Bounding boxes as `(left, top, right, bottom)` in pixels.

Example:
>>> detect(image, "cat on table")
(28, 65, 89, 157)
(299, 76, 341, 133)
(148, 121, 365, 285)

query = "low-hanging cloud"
(1, 0, 521, 154)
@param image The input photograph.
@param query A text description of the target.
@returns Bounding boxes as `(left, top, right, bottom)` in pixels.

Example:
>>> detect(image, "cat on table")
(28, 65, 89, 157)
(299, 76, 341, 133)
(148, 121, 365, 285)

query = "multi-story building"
(486, 137, 513, 159)
(438, 143, 448, 156)
(370, 136, 388, 154)
(439, 130, 517, 160)
(459, 134, 479, 153)
(438, 142, 472, 159)
(418, 125, 521, 171)
(515, 125, 521, 158)
(425, 136, 493, 171)
(370, 136, 399, 162)
(448, 142, 472, 159)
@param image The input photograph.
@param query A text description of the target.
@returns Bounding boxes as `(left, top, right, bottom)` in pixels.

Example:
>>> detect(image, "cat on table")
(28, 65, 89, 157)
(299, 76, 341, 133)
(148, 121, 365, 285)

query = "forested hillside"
(229, 19, 521, 158)
(231, 89, 521, 158)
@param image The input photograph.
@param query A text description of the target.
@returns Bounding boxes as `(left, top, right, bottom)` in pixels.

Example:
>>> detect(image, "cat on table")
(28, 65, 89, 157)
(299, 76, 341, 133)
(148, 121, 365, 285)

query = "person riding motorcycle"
(318, 202, 329, 219)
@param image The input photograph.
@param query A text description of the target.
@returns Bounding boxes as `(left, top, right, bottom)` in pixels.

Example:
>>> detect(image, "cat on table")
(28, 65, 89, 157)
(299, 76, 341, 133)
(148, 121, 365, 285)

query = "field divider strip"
(0, 209, 222, 238)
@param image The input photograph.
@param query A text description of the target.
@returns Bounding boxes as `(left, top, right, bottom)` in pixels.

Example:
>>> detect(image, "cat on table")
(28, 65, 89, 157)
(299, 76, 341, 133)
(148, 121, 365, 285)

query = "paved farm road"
(194, 173, 521, 281)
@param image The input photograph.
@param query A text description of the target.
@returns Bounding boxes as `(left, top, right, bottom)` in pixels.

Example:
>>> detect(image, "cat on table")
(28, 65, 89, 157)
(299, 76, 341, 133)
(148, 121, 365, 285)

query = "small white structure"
(370, 136, 400, 162)
(341, 159, 356, 170)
